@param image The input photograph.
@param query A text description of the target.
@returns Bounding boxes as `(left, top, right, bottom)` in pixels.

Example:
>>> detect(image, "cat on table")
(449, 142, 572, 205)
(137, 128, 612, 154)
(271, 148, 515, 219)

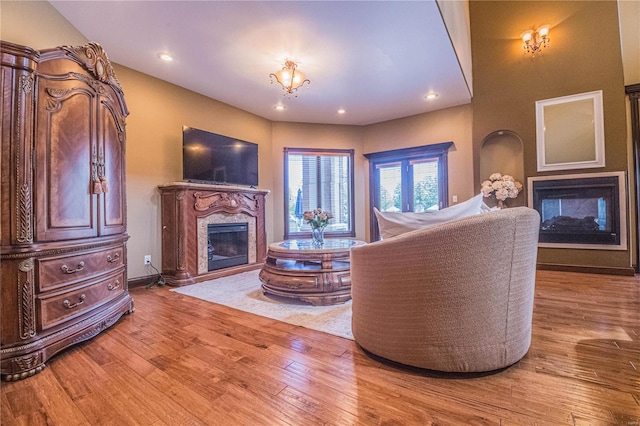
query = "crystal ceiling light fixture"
(270, 60, 310, 97)
(521, 25, 550, 57)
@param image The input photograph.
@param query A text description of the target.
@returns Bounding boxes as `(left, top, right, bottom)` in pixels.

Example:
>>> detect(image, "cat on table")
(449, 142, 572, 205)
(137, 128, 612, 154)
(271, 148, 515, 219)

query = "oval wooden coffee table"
(259, 239, 366, 306)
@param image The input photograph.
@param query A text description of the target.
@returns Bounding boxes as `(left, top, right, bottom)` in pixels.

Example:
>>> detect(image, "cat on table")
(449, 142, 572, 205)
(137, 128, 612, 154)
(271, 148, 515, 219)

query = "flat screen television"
(182, 126, 259, 187)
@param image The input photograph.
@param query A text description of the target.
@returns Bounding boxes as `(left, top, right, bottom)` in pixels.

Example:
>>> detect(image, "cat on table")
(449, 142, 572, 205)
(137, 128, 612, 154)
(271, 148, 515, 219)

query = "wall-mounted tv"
(182, 126, 259, 187)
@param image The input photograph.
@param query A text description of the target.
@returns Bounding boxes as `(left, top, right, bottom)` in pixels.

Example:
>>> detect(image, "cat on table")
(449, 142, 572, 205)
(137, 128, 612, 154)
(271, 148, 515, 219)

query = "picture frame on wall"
(535, 90, 605, 172)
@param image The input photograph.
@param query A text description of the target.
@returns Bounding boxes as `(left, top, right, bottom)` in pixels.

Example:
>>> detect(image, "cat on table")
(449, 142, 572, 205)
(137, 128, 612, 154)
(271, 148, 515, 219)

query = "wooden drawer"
(36, 245, 125, 292)
(259, 268, 322, 292)
(37, 270, 126, 331)
(335, 271, 351, 289)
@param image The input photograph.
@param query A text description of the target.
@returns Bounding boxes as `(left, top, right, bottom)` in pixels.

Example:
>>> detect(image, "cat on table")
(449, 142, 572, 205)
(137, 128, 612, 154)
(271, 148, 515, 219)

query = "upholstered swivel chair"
(351, 207, 540, 372)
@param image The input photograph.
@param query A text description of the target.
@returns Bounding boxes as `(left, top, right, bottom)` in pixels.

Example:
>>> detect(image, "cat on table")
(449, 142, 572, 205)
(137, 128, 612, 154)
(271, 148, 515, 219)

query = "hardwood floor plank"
(25, 368, 89, 426)
(1, 270, 639, 425)
(97, 361, 210, 426)
(3, 386, 46, 421)
(0, 393, 15, 424)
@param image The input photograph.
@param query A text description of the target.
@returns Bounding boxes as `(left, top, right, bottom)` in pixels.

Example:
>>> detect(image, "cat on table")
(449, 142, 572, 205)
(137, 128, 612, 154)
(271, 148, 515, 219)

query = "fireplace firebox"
(207, 223, 249, 271)
(528, 172, 626, 250)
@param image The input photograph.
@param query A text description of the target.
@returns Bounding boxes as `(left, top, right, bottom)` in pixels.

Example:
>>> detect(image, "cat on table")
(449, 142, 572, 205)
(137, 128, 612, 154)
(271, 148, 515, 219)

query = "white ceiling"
(49, 1, 472, 126)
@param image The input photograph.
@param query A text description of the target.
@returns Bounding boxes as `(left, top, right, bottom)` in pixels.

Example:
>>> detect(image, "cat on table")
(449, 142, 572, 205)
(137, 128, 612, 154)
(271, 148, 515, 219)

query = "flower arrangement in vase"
(303, 208, 333, 245)
(481, 173, 523, 208)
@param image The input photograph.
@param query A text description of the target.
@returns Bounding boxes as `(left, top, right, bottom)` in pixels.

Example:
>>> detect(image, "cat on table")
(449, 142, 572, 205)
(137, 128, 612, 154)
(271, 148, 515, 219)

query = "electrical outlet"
(452, 195, 458, 203)
(144, 255, 151, 265)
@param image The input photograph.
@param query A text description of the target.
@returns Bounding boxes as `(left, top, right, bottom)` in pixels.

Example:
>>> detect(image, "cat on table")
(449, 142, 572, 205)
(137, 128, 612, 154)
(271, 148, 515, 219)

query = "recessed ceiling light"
(274, 104, 286, 111)
(157, 52, 173, 62)
(425, 92, 438, 100)
(337, 108, 346, 114)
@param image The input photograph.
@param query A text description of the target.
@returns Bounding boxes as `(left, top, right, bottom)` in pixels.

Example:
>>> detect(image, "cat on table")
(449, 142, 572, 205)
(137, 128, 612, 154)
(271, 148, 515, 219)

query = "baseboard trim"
(128, 274, 163, 289)
(537, 263, 636, 276)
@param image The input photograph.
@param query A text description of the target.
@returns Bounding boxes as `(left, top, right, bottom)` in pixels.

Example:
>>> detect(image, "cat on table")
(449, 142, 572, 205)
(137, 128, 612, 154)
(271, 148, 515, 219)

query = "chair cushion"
(374, 194, 484, 239)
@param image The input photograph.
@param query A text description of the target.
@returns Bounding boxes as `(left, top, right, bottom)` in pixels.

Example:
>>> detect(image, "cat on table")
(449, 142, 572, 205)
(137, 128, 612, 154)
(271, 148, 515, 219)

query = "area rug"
(171, 270, 353, 340)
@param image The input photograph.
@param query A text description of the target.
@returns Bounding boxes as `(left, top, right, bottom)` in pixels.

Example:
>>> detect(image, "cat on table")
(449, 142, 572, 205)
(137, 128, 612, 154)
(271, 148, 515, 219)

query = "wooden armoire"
(1, 41, 134, 381)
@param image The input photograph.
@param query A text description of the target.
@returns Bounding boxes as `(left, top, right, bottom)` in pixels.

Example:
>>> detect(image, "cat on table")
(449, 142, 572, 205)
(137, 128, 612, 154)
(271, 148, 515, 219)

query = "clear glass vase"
(311, 226, 326, 246)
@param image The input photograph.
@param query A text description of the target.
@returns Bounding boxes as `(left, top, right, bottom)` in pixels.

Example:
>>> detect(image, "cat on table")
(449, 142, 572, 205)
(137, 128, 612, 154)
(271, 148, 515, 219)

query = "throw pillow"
(374, 193, 484, 239)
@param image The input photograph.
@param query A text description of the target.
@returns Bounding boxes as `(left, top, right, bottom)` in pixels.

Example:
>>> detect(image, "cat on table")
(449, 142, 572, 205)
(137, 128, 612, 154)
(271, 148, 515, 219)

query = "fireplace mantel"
(159, 182, 269, 286)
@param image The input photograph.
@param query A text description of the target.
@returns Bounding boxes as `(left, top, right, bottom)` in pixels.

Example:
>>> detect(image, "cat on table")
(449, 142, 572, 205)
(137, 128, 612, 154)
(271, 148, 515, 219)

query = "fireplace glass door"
(207, 223, 249, 271)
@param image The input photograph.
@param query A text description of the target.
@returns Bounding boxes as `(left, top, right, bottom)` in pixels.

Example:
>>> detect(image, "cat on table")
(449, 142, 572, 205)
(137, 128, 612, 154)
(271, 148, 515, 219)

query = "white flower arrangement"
(481, 173, 523, 201)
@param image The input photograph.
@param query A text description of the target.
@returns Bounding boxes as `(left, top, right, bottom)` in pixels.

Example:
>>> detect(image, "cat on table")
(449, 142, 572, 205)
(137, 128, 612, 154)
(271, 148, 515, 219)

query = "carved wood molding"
(72, 316, 119, 344)
(19, 74, 33, 93)
(0, 239, 126, 260)
(193, 191, 261, 216)
(176, 190, 186, 272)
(15, 74, 34, 244)
(17, 260, 36, 340)
(13, 352, 42, 371)
(3, 351, 44, 381)
(70, 72, 106, 96)
(61, 42, 123, 92)
(16, 184, 33, 244)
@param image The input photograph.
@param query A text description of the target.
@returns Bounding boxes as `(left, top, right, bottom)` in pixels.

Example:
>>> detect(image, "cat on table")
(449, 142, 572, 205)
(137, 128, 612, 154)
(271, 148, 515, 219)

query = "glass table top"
(273, 239, 365, 252)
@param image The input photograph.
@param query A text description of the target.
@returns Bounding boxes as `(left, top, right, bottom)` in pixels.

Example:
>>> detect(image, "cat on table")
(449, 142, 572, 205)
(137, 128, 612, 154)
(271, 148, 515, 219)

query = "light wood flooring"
(1, 270, 639, 425)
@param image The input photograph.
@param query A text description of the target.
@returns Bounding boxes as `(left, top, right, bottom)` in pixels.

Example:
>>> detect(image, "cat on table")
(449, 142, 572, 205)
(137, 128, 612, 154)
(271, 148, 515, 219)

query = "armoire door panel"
(35, 80, 97, 241)
(99, 100, 125, 236)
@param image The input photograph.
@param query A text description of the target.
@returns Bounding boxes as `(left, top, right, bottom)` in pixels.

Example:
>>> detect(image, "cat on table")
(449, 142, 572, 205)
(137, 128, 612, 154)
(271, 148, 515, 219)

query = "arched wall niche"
(480, 130, 525, 207)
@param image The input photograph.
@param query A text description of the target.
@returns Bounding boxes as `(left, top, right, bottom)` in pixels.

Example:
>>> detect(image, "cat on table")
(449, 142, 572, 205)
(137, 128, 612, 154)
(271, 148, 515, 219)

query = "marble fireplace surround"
(197, 213, 257, 274)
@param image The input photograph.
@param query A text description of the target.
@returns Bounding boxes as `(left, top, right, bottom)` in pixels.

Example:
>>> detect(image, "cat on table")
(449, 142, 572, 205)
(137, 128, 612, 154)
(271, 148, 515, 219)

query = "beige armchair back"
(351, 207, 540, 372)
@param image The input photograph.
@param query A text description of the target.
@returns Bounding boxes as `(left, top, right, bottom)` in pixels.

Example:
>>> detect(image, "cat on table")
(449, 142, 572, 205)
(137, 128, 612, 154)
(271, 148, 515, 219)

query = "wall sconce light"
(521, 25, 550, 57)
(270, 60, 310, 97)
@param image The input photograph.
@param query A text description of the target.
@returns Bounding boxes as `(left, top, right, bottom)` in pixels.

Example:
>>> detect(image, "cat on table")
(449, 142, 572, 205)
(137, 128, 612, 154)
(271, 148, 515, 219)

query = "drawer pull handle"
(106, 253, 121, 263)
(60, 261, 85, 274)
(63, 294, 86, 309)
(107, 280, 120, 291)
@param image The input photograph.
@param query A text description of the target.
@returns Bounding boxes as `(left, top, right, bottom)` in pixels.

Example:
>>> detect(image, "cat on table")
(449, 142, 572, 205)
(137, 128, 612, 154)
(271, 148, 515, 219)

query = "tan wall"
(114, 65, 273, 278)
(0, 1, 87, 48)
(470, 1, 630, 269)
(363, 104, 475, 237)
(618, 0, 640, 86)
(271, 122, 366, 241)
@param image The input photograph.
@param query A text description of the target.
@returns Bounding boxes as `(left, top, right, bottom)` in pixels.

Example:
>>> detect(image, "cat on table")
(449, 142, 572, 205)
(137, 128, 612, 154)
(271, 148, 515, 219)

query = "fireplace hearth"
(528, 172, 627, 250)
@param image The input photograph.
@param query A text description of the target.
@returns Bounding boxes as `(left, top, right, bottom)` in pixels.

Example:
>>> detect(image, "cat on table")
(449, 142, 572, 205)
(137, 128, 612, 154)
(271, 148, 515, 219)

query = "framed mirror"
(536, 90, 605, 171)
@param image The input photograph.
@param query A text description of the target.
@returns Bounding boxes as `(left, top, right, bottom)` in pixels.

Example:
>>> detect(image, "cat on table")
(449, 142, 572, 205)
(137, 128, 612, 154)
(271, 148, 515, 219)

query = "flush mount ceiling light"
(424, 92, 438, 100)
(157, 52, 173, 62)
(521, 25, 550, 57)
(270, 60, 310, 97)
(337, 108, 346, 114)
(274, 104, 286, 111)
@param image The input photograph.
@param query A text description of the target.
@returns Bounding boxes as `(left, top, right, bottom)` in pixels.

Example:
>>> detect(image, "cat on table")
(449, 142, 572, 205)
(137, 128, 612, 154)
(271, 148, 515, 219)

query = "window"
(365, 142, 453, 241)
(284, 148, 355, 239)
